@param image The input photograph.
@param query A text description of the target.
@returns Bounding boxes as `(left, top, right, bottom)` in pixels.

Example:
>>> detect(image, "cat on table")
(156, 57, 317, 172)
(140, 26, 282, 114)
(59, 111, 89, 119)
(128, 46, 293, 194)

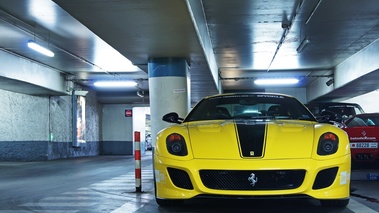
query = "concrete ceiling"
(1, 0, 379, 104)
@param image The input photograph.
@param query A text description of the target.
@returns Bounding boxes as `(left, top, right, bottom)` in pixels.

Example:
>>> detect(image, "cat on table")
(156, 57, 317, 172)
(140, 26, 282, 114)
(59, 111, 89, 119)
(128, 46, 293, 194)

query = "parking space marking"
(348, 198, 378, 213)
(9, 167, 154, 212)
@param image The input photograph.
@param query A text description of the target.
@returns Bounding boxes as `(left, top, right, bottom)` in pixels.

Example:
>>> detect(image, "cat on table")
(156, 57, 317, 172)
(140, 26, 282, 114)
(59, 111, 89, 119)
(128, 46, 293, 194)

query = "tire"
(156, 198, 184, 206)
(320, 198, 349, 207)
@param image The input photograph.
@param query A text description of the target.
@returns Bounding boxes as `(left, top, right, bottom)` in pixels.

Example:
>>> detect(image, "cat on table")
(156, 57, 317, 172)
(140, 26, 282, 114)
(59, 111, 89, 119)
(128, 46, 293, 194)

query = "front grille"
(167, 167, 194, 190)
(200, 170, 305, 190)
(312, 167, 338, 190)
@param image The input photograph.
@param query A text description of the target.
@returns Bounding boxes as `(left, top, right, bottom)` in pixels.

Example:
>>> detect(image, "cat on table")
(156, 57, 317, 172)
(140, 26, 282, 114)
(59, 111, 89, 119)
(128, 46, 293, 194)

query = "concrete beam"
(0, 50, 68, 96)
(307, 38, 379, 102)
(186, 0, 220, 92)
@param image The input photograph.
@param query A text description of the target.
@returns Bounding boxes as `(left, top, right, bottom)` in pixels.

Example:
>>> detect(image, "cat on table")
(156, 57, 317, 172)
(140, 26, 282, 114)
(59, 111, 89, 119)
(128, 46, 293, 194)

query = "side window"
(353, 107, 362, 115)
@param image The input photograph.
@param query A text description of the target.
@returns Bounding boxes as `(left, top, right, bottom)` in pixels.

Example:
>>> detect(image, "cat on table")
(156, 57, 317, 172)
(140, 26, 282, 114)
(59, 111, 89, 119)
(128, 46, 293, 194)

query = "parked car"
(305, 102, 365, 123)
(154, 93, 351, 207)
(342, 113, 379, 164)
(145, 134, 152, 150)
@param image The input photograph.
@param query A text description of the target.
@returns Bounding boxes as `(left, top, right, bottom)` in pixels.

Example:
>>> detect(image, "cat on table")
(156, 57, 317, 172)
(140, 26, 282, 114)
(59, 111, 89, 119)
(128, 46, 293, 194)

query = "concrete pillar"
(148, 58, 190, 148)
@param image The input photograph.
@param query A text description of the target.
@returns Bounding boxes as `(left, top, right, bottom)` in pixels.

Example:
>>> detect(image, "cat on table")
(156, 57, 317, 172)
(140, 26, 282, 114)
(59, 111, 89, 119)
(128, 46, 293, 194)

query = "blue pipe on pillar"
(149, 58, 187, 77)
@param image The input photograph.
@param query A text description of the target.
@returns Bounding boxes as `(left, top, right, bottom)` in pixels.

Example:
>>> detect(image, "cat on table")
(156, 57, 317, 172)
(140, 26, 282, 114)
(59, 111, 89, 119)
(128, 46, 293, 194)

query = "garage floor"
(0, 152, 378, 213)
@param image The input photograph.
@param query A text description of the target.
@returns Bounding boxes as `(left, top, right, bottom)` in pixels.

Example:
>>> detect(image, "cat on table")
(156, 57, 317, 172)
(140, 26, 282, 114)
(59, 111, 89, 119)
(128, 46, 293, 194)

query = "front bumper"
(154, 155, 351, 200)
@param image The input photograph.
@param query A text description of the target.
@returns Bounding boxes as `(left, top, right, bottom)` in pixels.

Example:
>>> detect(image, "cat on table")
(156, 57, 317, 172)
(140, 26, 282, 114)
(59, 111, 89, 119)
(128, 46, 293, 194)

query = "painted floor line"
(348, 198, 378, 213)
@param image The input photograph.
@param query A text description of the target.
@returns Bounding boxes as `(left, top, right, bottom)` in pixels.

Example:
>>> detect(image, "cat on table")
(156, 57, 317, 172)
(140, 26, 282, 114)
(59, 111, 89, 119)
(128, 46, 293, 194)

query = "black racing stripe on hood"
(236, 123, 266, 157)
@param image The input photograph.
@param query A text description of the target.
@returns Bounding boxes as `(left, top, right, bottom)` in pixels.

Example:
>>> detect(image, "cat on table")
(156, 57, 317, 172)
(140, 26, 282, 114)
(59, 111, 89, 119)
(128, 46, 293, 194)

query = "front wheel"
(320, 198, 349, 207)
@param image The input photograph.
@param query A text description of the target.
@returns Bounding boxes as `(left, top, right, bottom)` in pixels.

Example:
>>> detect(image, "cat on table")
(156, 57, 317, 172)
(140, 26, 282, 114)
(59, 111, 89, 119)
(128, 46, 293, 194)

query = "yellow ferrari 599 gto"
(154, 93, 351, 207)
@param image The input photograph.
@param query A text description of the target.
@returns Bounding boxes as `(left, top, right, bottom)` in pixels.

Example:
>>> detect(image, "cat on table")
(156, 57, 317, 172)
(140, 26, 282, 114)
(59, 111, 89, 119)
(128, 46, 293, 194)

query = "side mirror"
(162, 112, 183, 124)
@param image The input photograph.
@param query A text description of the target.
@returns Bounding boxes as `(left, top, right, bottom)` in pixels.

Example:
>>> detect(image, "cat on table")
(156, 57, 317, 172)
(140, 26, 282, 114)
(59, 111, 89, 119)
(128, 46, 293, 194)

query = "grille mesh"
(200, 170, 305, 190)
(312, 167, 338, 190)
(167, 167, 194, 190)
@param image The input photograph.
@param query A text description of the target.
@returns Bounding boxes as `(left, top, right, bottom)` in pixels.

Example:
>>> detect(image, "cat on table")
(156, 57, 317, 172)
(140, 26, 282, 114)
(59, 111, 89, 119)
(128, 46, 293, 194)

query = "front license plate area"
(350, 142, 378, 149)
(355, 154, 373, 160)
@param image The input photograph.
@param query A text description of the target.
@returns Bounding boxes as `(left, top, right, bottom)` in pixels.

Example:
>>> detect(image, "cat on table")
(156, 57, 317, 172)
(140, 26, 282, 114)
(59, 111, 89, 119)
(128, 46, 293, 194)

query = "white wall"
(265, 87, 307, 103)
(344, 90, 379, 113)
(102, 105, 133, 141)
(102, 104, 149, 155)
(0, 89, 101, 161)
(132, 107, 150, 142)
(0, 90, 49, 141)
(133, 107, 150, 153)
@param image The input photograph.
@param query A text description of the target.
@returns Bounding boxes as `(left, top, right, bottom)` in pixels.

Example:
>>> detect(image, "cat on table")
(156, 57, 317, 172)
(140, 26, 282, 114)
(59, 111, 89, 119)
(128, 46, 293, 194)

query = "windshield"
(184, 94, 316, 122)
(306, 103, 364, 122)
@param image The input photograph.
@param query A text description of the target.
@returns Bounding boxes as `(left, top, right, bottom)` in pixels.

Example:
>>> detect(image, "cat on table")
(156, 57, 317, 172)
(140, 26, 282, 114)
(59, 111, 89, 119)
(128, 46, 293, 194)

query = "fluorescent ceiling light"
(296, 38, 310, 53)
(94, 81, 137, 87)
(27, 40, 55, 57)
(254, 78, 299, 85)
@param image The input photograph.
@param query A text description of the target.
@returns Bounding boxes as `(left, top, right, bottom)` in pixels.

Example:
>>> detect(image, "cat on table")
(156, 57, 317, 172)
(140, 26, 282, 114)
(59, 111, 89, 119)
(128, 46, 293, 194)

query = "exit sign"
(125, 109, 133, 117)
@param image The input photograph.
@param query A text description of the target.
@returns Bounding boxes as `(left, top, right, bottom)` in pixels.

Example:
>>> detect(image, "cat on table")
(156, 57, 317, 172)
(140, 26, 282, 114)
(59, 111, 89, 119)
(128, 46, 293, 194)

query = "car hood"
(186, 120, 316, 160)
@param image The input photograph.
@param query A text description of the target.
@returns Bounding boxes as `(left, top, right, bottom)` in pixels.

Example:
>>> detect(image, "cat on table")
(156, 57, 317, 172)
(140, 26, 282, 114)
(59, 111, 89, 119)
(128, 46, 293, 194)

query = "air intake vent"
(312, 167, 338, 190)
(167, 168, 194, 190)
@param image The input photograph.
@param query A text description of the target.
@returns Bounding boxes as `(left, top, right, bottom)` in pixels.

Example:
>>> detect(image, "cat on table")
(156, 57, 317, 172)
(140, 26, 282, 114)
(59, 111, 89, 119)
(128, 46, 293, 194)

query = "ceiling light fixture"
(27, 40, 55, 57)
(305, 0, 323, 24)
(93, 81, 137, 87)
(325, 78, 334, 86)
(254, 78, 299, 85)
(296, 38, 310, 53)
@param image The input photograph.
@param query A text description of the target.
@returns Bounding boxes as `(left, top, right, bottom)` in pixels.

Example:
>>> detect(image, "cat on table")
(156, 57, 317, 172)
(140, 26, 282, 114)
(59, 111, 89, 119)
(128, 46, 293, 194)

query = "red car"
(342, 113, 379, 164)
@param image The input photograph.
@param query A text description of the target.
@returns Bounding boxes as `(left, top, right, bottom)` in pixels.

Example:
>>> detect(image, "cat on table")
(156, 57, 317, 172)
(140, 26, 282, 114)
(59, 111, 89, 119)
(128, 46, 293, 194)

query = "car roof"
(349, 112, 379, 117)
(344, 112, 379, 124)
(306, 102, 361, 107)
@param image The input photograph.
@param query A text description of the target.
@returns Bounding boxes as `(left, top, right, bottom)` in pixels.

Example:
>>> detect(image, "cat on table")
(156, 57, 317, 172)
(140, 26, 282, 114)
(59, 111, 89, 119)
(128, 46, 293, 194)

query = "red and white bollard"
(134, 131, 142, 192)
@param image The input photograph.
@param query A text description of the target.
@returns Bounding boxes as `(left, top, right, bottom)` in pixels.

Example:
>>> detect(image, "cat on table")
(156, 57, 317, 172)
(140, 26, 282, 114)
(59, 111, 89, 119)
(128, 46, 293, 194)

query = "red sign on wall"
(125, 109, 133, 117)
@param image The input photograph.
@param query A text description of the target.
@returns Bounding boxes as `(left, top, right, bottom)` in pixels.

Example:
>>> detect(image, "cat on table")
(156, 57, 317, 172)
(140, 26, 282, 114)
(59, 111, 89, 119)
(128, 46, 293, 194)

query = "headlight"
(317, 132, 339, 155)
(166, 133, 188, 156)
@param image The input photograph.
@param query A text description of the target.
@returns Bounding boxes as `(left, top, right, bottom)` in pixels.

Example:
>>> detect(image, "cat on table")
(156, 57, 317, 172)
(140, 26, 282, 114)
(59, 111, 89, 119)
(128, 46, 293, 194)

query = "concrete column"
(148, 58, 190, 148)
